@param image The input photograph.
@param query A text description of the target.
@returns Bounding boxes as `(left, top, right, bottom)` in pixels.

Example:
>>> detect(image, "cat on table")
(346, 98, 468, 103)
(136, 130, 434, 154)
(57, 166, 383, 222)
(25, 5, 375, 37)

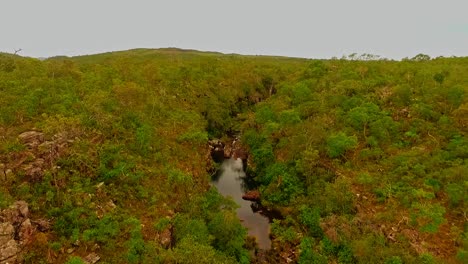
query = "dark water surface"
(211, 158, 271, 249)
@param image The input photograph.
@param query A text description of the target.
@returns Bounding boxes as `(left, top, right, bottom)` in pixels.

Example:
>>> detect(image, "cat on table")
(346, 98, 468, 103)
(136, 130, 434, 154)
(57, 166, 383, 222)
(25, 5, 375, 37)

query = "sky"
(1, 0, 468, 59)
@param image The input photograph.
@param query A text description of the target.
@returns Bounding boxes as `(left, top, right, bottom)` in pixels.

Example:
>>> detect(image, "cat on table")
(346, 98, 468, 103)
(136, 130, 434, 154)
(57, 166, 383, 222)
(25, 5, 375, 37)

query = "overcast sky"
(1, 0, 467, 59)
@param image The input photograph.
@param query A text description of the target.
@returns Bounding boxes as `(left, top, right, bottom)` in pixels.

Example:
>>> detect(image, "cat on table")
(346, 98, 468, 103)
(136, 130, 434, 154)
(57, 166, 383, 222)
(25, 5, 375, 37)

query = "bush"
(326, 132, 357, 158)
(299, 237, 328, 264)
(300, 207, 323, 238)
(65, 256, 85, 264)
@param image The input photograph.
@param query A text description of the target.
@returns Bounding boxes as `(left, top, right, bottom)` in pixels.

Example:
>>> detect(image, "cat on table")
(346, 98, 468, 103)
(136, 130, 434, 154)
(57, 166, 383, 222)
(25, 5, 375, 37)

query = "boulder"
(18, 131, 44, 149)
(159, 227, 172, 249)
(0, 239, 18, 264)
(242, 190, 260, 201)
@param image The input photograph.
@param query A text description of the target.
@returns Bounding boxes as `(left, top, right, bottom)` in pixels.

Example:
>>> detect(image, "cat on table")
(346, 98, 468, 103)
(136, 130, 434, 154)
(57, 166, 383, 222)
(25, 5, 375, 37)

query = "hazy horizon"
(1, 0, 467, 60)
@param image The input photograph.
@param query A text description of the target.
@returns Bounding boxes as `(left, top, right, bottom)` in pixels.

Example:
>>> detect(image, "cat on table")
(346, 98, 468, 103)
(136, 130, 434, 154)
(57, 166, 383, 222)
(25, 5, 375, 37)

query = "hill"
(0, 49, 466, 263)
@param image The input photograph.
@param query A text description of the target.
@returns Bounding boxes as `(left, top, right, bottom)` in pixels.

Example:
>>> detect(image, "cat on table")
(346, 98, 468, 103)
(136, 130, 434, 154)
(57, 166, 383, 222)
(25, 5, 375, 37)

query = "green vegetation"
(0, 49, 466, 263)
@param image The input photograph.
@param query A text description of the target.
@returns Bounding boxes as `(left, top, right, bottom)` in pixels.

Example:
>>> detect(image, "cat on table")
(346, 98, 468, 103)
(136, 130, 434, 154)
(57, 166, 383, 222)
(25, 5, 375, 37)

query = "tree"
(411, 54, 431, 61)
(326, 132, 358, 158)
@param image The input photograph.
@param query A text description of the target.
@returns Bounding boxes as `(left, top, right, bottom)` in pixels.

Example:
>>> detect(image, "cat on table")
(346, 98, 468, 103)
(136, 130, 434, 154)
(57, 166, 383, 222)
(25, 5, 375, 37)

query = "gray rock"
(14, 201, 29, 218)
(84, 253, 100, 264)
(0, 223, 15, 245)
(18, 131, 44, 148)
(0, 239, 19, 263)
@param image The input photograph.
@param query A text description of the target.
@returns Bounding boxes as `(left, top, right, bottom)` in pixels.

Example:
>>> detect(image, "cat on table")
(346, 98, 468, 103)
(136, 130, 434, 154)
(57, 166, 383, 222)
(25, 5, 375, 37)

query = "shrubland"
(0, 50, 466, 263)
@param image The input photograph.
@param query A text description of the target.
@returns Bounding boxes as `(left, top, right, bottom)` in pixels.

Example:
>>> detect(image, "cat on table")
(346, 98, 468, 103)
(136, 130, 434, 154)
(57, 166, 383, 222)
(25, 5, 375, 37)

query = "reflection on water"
(211, 158, 271, 249)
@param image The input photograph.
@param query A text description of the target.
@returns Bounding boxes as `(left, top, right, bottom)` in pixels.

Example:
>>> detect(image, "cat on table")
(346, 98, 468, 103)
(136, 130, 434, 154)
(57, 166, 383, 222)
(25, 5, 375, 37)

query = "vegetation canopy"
(0, 49, 466, 263)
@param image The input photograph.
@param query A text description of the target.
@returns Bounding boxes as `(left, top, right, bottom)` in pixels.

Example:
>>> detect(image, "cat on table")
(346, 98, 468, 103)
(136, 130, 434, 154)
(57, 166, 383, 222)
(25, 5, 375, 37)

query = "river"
(211, 158, 272, 250)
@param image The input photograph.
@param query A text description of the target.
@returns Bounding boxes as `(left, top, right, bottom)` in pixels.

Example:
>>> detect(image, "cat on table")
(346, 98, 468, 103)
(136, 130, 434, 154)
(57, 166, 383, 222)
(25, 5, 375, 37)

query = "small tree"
(326, 132, 358, 158)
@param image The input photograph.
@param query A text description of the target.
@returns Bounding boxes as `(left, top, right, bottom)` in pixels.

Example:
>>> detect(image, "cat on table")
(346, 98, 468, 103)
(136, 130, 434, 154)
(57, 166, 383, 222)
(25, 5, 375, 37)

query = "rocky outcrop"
(3, 131, 73, 183)
(0, 223, 18, 264)
(0, 201, 47, 264)
(209, 137, 249, 168)
(18, 131, 44, 149)
(208, 139, 225, 162)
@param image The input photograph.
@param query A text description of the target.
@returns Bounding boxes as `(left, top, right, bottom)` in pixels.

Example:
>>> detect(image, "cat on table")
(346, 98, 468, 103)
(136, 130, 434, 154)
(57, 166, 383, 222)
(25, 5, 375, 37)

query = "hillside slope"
(0, 50, 466, 263)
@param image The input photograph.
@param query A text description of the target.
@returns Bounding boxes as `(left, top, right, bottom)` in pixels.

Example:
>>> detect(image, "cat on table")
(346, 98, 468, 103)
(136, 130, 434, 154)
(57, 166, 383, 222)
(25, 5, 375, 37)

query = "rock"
(38, 141, 55, 153)
(31, 219, 50, 232)
(0, 201, 39, 263)
(242, 190, 260, 201)
(18, 131, 44, 148)
(72, 240, 81, 247)
(21, 159, 45, 182)
(0, 204, 22, 225)
(106, 200, 116, 211)
(4, 170, 14, 181)
(0, 239, 18, 264)
(92, 244, 100, 251)
(211, 147, 224, 162)
(223, 146, 232, 158)
(209, 139, 225, 162)
(18, 131, 44, 142)
(83, 252, 100, 264)
(15, 201, 29, 218)
(159, 227, 172, 249)
(0, 223, 15, 245)
(18, 219, 34, 245)
(66, 248, 75, 254)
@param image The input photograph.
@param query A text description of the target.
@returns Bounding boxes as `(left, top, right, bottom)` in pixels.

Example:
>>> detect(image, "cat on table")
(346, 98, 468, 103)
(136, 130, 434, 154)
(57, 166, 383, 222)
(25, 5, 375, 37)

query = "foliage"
(65, 256, 85, 264)
(326, 132, 358, 158)
(0, 49, 466, 263)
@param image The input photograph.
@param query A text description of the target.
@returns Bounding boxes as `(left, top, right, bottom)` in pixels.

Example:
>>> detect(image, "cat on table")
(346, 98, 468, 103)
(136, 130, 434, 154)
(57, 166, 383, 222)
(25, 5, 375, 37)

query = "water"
(211, 158, 271, 249)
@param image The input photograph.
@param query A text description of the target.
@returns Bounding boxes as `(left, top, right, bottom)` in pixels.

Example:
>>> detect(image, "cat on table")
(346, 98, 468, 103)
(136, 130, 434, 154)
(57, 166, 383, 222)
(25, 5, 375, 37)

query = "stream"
(211, 158, 272, 250)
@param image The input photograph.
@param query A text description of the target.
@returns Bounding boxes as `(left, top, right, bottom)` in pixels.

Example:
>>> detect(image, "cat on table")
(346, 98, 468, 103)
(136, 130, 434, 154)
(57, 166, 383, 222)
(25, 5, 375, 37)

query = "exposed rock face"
(242, 190, 260, 202)
(0, 201, 46, 264)
(4, 131, 72, 183)
(0, 239, 18, 264)
(208, 139, 225, 162)
(209, 137, 249, 169)
(0, 202, 28, 264)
